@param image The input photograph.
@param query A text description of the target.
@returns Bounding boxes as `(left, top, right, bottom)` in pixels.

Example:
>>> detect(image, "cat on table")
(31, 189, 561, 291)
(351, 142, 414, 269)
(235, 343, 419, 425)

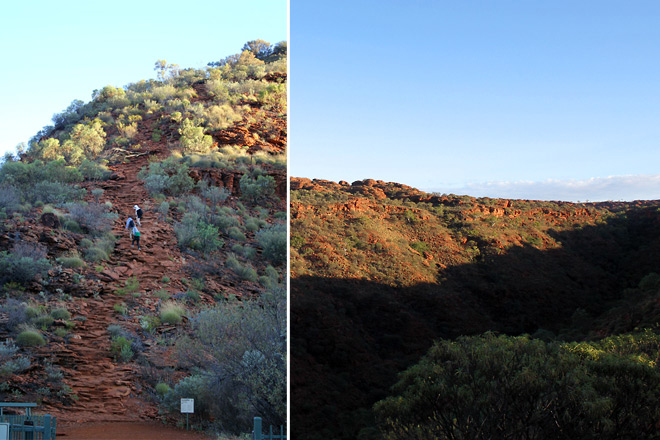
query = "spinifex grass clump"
(160, 301, 186, 325)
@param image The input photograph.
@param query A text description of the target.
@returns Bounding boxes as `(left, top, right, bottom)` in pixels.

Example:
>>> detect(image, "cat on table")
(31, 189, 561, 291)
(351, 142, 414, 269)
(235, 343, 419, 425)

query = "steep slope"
(0, 43, 287, 433)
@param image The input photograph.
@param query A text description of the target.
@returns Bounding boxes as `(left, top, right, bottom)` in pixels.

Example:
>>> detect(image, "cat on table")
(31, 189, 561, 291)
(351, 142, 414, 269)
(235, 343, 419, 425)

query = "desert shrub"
(239, 173, 275, 204)
(201, 185, 230, 207)
(410, 241, 429, 253)
(0, 186, 20, 214)
(33, 315, 54, 328)
(0, 242, 51, 285)
(64, 120, 107, 164)
(174, 213, 223, 254)
(225, 254, 258, 282)
(205, 80, 231, 103)
(151, 84, 177, 102)
(257, 83, 286, 112)
(91, 188, 105, 203)
(110, 336, 134, 362)
(85, 246, 109, 262)
(155, 382, 171, 396)
(375, 331, 660, 440)
(58, 256, 85, 268)
(138, 156, 194, 196)
(173, 287, 286, 431)
(79, 159, 111, 181)
(162, 374, 215, 422)
(0, 340, 18, 364)
(205, 104, 241, 130)
(50, 308, 71, 320)
(0, 356, 31, 377)
(79, 239, 93, 249)
(64, 202, 117, 235)
(16, 329, 46, 347)
(1, 299, 28, 329)
(179, 118, 214, 154)
(256, 223, 286, 265)
(245, 217, 266, 232)
(160, 301, 185, 325)
(116, 276, 139, 295)
(211, 209, 241, 233)
(27, 181, 86, 204)
(227, 226, 246, 242)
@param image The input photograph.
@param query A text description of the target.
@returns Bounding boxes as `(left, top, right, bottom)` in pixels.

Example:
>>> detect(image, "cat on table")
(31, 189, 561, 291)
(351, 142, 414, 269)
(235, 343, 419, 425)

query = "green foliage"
(115, 276, 139, 295)
(139, 156, 194, 196)
(79, 159, 111, 181)
(16, 330, 46, 347)
(155, 382, 171, 396)
(179, 118, 214, 154)
(50, 308, 71, 320)
(257, 83, 287, 112)
(242, 39, 273, 60)
(226, 254, 258, 282)
(174, 213, 223, 254)
(239, 172, 275, 204)
(58, 256, 85, 268)
(110, 336, 134, 362)
(0, 242, 51, 285)
(64, 202, 117, 235)
(173, 287, 286, 431)
(160, 301, 185, 325)
(375, 331, 660, 440)
(256, 223, 286, 265)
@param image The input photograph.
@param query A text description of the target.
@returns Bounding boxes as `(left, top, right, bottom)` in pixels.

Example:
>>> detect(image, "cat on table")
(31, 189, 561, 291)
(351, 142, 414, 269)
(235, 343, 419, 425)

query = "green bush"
(257, 223, 286, 265)
(160, 301, 185, 325)
(17, 330, 46, 347)
(227, 226, 246, 242)
(58, 256, 85, 268)
(50, 308, 71, 320)
(85, 246, 109, 262)
(155, 382, 171, 396)
(79, 159, 111, 181)
(110, 336, 133, 362)
(138, 156, 194, 197)
(239, 173, 275, 204)
(33, 315, 55, 328)
(179, 118, 213, 154)
(375, 331, 660, 440)
(0, 242, 51, 285)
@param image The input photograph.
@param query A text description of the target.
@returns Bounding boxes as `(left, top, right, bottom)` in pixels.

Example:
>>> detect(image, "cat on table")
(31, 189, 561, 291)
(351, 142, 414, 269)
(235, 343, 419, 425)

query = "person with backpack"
(131, 224, 141, 250)
(134, 205, 143, 226)
(125, 216, 135, 238)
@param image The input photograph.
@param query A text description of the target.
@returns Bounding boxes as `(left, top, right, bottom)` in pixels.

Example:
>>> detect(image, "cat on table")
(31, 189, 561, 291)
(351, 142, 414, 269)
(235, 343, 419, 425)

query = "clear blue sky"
(0, 0, 287, 157)
(290, 1, 660, 201)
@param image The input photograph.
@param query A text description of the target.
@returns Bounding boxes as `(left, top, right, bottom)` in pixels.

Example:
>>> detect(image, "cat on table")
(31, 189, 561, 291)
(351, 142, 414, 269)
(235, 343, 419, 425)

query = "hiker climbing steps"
(43, 142, 190, 424)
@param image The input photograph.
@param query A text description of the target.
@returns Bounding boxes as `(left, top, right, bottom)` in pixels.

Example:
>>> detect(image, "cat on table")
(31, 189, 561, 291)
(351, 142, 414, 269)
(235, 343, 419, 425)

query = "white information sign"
(0, 422, 8, 440)
(181, 398, 194, 414)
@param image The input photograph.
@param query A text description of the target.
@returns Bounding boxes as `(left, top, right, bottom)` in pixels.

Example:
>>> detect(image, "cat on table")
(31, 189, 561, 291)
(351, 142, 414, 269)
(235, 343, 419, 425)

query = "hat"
(134, 205, 139, 210)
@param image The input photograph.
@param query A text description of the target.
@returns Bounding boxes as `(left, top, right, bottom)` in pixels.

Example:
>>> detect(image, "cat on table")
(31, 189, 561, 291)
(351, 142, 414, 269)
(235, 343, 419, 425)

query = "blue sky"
(0, 0, 287, 157)
(290, 1, 660, 201)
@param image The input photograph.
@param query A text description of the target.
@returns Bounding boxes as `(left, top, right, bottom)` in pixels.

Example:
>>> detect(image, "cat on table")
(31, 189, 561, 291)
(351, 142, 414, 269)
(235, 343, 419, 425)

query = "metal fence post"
(43, 415, 51, 440)
(253, 417, 262, 440)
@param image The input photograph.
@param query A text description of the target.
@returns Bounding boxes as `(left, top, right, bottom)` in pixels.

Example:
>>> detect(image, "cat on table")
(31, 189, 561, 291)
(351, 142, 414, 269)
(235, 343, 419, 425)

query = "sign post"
(180, 398, 194, 431)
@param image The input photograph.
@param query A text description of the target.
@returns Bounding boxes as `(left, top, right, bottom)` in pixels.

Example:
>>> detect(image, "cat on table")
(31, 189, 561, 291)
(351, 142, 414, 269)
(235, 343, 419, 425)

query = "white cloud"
(426, 175, 660, 202)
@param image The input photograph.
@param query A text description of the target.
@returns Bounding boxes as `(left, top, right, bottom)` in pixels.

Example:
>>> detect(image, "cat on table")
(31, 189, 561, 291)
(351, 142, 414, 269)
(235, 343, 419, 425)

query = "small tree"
(179, 118, 214, 154)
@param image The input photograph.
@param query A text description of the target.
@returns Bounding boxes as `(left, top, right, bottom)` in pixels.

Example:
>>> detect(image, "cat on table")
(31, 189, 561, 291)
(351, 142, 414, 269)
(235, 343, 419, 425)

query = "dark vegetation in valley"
(0, 39, 286, 437)
(291, 177, 660, 439)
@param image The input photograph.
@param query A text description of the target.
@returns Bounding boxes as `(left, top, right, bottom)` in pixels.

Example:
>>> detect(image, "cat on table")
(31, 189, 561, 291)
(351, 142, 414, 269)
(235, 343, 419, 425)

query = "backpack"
(128, 218, 135, 228)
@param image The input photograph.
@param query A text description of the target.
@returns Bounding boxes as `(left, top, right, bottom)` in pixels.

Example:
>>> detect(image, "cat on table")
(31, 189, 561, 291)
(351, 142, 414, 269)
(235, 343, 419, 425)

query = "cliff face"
(291, 177, 660, 439)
